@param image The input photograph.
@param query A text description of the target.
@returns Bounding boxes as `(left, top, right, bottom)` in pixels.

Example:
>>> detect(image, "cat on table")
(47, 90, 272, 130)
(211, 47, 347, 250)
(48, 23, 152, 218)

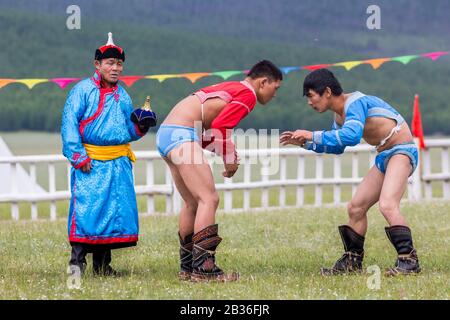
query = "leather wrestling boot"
(178, 232, 194, 281)
(385, 225, 421, 276)
(190, 224, 239, 282)
(321, 225, 365, 276)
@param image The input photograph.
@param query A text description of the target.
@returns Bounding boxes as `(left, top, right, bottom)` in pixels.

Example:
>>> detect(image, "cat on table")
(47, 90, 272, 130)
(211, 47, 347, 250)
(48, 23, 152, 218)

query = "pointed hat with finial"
(95, 32, 125, 61)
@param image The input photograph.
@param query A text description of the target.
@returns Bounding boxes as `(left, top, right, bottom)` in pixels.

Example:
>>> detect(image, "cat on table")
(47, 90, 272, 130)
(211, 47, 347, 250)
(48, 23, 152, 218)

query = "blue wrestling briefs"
(375, 142, 418, 176)
(156, 124, 199, 157)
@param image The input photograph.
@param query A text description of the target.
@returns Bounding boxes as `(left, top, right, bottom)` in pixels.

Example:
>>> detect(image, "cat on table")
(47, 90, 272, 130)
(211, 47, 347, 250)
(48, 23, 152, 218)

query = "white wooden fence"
(0, 139, 449, 221)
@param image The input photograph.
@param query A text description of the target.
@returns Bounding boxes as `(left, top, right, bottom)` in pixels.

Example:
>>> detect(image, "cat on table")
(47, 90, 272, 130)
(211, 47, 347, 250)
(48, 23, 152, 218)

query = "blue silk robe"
(61, 71, 145, 247)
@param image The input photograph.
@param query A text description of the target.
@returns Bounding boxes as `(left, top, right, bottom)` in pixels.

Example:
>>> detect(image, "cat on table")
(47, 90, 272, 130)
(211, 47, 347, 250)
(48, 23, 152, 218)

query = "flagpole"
(411, 94, 425, 201)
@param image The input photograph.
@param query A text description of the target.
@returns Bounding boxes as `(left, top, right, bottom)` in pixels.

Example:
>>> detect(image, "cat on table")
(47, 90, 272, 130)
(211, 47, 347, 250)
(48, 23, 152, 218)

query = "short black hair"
(247, 60, 283, 81)
(303, 68, 343, 96)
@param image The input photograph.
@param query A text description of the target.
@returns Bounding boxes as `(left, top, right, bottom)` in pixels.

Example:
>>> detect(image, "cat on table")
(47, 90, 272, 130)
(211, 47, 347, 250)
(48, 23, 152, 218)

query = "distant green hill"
(0, 7, 449, 134)
(2, 0, 449, 53)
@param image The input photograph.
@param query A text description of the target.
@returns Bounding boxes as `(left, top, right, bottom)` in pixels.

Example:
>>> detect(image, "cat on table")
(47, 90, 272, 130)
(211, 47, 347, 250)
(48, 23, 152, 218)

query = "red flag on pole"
(411, 94, 426, 149)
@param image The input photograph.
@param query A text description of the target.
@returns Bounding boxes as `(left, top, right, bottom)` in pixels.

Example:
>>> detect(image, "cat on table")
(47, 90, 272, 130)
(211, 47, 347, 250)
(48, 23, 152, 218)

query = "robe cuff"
(74, 157, 91, 169)
(312, 131, 323, 144)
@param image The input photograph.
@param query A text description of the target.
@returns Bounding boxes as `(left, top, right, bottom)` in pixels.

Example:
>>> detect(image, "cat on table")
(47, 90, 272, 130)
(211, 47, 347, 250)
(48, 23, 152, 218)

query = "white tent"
(0, 136, 47, 194)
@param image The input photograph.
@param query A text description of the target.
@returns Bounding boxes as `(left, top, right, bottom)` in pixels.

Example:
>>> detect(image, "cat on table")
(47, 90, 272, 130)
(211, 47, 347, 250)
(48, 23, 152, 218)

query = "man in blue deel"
(61, 32, 156, 276)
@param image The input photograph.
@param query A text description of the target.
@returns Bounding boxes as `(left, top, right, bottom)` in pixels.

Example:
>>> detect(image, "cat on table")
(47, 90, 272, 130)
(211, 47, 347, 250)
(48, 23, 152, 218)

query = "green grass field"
(0, 202, 449, 299)
(0, 132, 449, 299)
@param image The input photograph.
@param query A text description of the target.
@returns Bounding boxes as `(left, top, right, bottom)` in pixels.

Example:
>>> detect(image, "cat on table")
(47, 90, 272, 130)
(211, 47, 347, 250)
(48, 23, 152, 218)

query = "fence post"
(442, 147, 449, 199)
(279, 156, 287, 207)
(333, 155, 341, 205)
(352, 152, 359, 196)
(261, 155, 270, 208)
(423, 147, 432, 199)
(146, 160, 155, 214)
(296, 155, 305, 207)
(49, 162, 57, 220)
(10, 162, 19, 220)
(224, 177, 233, 212)
(315, 155, 323, 206)
(409, 140, 423, 201)
(165, 166, 173, 214)
(30, 163, 38, 220)
(243, 156, 251, 210)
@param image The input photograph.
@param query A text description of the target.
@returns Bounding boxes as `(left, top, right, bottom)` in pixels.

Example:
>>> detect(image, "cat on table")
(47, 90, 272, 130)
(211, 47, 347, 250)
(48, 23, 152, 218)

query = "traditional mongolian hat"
(95, 32, 125, 61)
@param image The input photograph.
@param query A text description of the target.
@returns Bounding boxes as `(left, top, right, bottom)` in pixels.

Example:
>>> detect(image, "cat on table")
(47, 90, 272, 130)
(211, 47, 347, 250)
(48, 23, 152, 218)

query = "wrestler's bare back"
(162, 95, 228, 130)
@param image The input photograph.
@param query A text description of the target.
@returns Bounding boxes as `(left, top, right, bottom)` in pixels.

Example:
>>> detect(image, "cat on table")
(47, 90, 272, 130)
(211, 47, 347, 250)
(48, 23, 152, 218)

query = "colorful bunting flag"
(333, 61, 363, 71)
(391, 55, 419, 65)
(212, 70, 243, 79)
(302, 64, 332, 71)
(119, 76, 145, 87)
(51, 78, 81, 89)
(421, 51, 449, 61)
(362, 58, 391, 69)
(145, 74, 182, 83)
(0, 50, 448, 91)
(180, 73, 211, 83)
(0, 79, 15, 89)
(280, 67, 301, 74)
(15, 79, 48, 89)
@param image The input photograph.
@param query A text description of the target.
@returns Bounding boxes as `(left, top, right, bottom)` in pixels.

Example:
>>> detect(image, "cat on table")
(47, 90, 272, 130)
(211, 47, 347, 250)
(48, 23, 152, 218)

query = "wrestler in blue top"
(280, 68, 421, 276)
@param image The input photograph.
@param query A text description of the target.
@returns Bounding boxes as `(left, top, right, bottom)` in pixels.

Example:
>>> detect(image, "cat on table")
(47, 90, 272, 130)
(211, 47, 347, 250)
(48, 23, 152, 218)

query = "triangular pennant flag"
(363, 58, 391, 69)
(0, 79, 16, 89)
(1, 50, 449, 92)
(181, 73, 211, 83)
(119, 76, 144, 87)
(212, 70, 243, 80)
(333, 61, 363, 71)
(51, 78, 80, 89)
(15, 79, 49, 89)
(411, 94, 426, 149)
(302, 64, 332, 71)
(146, 74, 181, 83)
(421, 51, 449, 61)
(391, 55, 419, 65)
(280, 66, 301, 74)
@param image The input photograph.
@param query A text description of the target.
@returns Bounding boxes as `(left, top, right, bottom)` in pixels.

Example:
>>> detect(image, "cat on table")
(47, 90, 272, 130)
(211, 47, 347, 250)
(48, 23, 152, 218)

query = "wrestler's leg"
(321, 166, 384, 275)
(378, 154, 410, 226)
(379, 154, 420, 275)
(347, 165, 385, 236)
(167, 141, 238, 282)
(163, 157, 199, 239)
(164, 150, 204, 280)
(167, 141, 218, 233)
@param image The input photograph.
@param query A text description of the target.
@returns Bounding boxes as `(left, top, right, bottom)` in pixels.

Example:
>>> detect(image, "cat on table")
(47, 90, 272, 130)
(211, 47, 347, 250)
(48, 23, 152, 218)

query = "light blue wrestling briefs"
(156, 124, 199, 157)
(375, 142, 418, 176)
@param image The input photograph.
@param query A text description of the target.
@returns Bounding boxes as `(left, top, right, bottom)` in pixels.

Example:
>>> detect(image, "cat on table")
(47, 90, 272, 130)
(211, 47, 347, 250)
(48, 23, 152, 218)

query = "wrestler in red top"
(156, 60, 283, 282)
